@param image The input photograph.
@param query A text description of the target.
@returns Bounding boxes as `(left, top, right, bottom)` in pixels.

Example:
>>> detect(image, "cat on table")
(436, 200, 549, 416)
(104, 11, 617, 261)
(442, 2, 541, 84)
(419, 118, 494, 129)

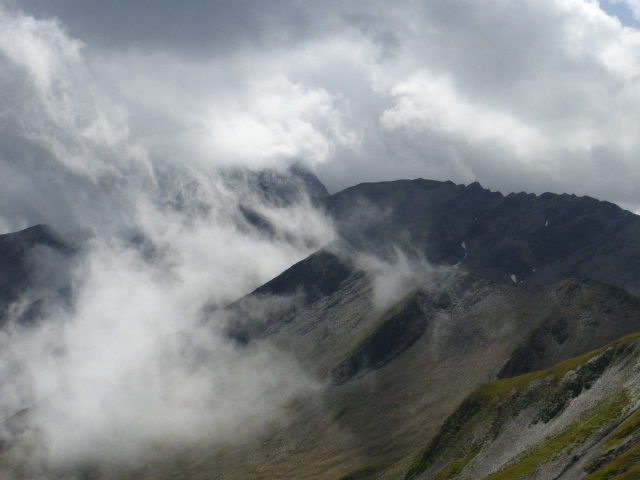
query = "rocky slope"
(8, 269, 637, 479)
(379, 331, 640, 480)
(215, 270, 640, 480)
(4, 178, 640, 479)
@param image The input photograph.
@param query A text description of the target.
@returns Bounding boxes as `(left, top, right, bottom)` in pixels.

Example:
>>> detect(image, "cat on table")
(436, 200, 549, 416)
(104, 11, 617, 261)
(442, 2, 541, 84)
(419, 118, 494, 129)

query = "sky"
(0, 0, 640, 217)
(3, 0, 640, 472)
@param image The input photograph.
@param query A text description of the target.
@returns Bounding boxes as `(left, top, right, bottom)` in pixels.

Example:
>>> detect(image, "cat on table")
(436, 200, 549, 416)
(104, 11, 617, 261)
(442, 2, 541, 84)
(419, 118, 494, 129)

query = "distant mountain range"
(4, 175, 640, 479)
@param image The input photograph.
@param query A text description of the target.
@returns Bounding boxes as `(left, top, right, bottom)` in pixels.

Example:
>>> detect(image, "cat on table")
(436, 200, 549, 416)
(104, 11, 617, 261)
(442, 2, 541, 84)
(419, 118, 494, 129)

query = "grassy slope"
(379, 332, 640, 480)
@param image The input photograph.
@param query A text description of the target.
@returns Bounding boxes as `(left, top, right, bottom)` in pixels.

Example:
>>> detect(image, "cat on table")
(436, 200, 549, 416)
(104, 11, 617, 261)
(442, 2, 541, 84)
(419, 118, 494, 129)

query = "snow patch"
(545, 221, 548, 227)
(511, 274, 517, 283)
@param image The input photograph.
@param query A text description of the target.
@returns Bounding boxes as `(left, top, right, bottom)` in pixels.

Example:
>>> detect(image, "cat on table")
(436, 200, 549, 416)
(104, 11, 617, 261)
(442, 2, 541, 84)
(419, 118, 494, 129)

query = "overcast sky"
(2, 0, 640, 220)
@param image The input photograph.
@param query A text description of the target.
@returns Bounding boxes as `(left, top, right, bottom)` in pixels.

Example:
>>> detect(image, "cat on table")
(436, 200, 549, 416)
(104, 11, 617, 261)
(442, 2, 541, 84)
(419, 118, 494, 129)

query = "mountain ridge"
(5, 177, 640, 479)
(319, 178, 640, 294)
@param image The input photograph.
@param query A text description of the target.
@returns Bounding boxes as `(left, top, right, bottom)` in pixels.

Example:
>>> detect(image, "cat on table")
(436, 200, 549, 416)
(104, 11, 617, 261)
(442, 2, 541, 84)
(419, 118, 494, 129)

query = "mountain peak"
(321, 178, 640, 293)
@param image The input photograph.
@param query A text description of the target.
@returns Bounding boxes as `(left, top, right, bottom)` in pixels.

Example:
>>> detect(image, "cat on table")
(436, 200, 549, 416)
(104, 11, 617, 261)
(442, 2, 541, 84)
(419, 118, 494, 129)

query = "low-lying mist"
(0, 6, 337, 473)
(0, 179, 335, 470)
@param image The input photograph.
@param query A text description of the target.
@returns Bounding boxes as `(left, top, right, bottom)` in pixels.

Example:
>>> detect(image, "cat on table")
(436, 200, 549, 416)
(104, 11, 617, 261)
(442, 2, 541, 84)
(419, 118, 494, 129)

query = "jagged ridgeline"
(5, 178, 640, 479)
(321, 179, 640, 293)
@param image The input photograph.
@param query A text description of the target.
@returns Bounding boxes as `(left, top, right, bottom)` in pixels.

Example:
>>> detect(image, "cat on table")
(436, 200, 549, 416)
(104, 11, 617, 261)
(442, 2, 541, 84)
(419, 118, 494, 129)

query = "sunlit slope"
(379, 331, 640, 480)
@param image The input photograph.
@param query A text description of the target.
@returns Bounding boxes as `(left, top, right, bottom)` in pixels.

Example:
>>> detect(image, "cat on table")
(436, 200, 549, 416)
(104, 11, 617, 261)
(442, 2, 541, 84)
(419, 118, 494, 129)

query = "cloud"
(13, 0, 640, 209)
(0, 5, 338, 472)
(0, 239, 321, 468)
(0, 144, 336, 471)
(0, 6, 152, 234)
(380, 70, 546, 157)
(357, 248, 433, 312)
(199, 76, 359, 169)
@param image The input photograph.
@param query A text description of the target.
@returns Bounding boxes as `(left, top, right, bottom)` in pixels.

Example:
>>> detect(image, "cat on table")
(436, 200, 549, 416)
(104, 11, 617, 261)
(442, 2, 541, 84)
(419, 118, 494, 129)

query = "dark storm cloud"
(11, 0, 317, 56)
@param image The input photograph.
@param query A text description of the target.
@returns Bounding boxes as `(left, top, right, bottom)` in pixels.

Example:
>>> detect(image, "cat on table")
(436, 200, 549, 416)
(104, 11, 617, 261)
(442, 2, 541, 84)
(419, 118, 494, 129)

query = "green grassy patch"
(605, 408, 640, 447)
(487, 390, 631, 480)
(431, 443, 483, 480)
(477, 331, 640, 401)
(584, 440, 640, 480)
(391, 332, 640, 480)
(583, 406, 640, 478)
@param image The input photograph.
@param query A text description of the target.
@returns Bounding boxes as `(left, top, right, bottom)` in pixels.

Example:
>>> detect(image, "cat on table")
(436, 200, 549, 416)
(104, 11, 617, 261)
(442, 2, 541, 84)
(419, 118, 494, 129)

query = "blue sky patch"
(600, 0, 640, 28)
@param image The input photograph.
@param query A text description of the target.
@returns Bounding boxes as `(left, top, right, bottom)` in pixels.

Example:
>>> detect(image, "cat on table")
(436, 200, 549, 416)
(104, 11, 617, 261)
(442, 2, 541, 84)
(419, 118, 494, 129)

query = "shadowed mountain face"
(224, 179, 640, 345)
(223, 247, 355, 344)
(320, 179, 640, 294)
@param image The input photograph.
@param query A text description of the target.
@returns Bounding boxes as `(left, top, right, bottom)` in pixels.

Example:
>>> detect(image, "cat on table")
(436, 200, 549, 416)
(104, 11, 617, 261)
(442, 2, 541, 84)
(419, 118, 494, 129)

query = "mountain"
(320, 179, 640, 294)
(223, 164, 331, 238)
(225, 164, 329, 205)
(0, 224, 74, 326)
(5, 178, 640, 479)
(226, 179, 640, 345)
(209, 179, 640, 479)
(202, 271, 640, 480)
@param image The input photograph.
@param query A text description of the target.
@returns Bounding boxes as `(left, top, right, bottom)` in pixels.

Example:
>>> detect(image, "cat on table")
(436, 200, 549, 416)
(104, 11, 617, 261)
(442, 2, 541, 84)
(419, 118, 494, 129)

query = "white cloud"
(201, 76, 359, 168)
(0, 6, 340, 470)
(0, 8, 142, 179)
(0, 8, 82, 91)
(381, 70, 547, 158)
(27, 0, 639, 207)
